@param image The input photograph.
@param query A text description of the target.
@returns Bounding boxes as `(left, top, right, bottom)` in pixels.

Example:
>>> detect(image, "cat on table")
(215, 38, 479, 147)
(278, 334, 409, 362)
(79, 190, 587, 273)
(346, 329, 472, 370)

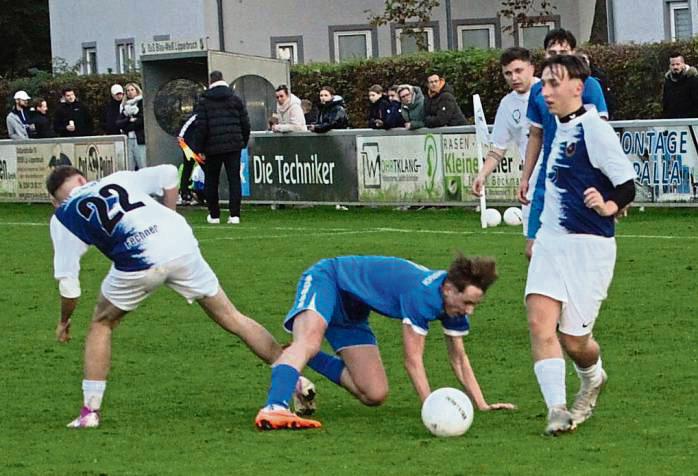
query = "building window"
(153, 34, 171, 41)
(115, 38, 136, 73)
(82, 42, 97, 74)
(670, 2, 692, 41)
(515, 16, 560, 47)
(271, 36, 304, 64)
(329, 25, 378, 63)
(395, 26, 435, 54)
(452, 18, 501, 49)
(457, 24, 495, 49)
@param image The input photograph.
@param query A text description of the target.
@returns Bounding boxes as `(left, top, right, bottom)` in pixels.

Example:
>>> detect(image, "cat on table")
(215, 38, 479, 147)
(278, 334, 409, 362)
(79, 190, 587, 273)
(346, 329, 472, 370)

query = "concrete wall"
(610, 0, 698, 43)
(49, 0, 210, 72)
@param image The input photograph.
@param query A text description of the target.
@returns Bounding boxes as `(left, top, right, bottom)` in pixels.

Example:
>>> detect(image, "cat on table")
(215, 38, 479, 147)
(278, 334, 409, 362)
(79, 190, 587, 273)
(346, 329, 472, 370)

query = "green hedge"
(2, 39, 697, 137)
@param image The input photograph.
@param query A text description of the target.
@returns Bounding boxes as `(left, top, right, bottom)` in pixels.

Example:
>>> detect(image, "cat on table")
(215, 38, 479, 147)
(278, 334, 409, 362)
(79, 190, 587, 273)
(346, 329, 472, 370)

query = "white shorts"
(101, 249, 219, 311)
(525, 230, 616, 336)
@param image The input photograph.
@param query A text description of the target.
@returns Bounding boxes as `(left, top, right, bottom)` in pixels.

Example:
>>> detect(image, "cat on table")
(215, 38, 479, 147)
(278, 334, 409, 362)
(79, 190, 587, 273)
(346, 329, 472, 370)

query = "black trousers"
(180, 152, 194, 199)
(204, 150, 241, 219)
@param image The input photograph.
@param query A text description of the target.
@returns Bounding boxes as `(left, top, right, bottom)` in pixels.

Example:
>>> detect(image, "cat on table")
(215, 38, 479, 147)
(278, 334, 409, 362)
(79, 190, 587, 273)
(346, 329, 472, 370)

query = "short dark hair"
(388, 85, 399, 93)
(320, 85, 335, 96)
(276, 84, 289, 94)
(541, 54, 590, 82)
(209, 70, 224, 83)
(500, 47, 533, 66)
(447, 255, 498, 293)
(61, 87, 75, 96)
(543, 28, 577, 50)
(426, 72, 442, 80)
(369, 84, 383, 94)
(669, 51, 684, 60)
(46, 165, 84, 197)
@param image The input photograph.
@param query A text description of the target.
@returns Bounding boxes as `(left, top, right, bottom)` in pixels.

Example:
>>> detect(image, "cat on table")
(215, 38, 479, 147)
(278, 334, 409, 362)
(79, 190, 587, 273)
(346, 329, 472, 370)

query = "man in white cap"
(101, 84, 124, 135)
(6, 90, 34, 139)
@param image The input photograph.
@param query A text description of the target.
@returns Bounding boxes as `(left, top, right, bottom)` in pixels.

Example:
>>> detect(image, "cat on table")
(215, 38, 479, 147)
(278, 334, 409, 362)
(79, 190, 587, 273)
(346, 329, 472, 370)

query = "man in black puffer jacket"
(424, 73, 466, 128)
(193, 71, 251, 224)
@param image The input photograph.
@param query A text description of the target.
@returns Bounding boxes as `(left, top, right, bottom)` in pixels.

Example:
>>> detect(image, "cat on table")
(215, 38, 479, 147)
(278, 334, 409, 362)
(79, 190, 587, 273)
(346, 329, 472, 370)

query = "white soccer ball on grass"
(485, 208, 502, 227)
(503, 207, 523, 226)
(421, 387, 474, 437)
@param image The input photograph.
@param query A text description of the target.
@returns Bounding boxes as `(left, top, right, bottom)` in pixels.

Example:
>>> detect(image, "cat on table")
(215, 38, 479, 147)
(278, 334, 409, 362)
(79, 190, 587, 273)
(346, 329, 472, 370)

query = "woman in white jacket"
(271, 85, 307, 133)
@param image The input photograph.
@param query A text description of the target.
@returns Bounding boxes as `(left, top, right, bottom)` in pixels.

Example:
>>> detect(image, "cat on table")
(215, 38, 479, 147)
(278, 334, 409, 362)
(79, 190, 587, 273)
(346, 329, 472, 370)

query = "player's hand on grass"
(56, 319, 71, 343)
(479, 402, 517, 411)
(471, 176, 486, 197)
(517, 181, 530, 205)
(584, 187, 618, 217)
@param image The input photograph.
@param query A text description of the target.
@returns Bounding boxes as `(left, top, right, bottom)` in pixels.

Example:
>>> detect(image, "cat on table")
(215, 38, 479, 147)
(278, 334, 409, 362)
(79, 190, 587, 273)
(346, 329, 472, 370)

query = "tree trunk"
(589, 0, 609, 44)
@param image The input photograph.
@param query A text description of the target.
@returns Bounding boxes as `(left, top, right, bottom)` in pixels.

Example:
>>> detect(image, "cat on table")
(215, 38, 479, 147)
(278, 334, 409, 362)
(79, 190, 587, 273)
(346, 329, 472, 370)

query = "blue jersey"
(50, 165, 198, 277)
(540, 108, 635, 237)
(315, 256, 470, 336)
(526, 77, 608, 239)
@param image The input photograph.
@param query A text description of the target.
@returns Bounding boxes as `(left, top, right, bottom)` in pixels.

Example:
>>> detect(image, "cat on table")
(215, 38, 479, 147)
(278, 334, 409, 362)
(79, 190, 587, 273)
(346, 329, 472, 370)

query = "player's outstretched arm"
(444, 335, 516, 411)
(402, 324, 431, 402)
(472, 148, 506, 197)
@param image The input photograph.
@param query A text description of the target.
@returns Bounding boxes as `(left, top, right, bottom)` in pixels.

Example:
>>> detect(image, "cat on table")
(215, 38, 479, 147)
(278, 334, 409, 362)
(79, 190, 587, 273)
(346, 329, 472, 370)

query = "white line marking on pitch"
(0, 221, 693, 240)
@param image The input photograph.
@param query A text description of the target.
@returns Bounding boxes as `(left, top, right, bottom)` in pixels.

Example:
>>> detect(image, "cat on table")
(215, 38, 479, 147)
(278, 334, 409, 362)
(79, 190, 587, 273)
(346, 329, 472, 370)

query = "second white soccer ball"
(503, 207, 523, 226)
(421, 387, 474, 437)
(485, 208, 502, 227)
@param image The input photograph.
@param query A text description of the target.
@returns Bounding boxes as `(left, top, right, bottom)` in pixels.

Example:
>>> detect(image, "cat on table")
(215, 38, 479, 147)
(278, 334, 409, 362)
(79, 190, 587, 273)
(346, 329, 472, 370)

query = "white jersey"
(51, 165, 198, 278)
(540, 107, 635, 238)
(490, 78, 540, 163)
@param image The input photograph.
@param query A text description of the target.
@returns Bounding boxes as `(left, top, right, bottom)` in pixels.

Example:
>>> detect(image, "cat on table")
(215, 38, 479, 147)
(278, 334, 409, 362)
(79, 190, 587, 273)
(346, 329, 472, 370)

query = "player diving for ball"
(255, 255, 516, 430)
(47, 164, 315, 428)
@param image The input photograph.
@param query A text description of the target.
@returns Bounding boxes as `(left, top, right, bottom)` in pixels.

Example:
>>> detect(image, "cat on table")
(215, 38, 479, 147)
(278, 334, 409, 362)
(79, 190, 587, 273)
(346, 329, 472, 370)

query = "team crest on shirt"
(512, 109, 521, 124)
(565, 142, 576, 157)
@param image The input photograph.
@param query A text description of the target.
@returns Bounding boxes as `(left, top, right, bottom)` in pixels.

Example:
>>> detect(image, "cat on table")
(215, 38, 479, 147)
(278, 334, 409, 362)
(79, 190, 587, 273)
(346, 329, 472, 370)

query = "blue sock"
(266, 364, 300, 409)
(307, 351, 345, 385)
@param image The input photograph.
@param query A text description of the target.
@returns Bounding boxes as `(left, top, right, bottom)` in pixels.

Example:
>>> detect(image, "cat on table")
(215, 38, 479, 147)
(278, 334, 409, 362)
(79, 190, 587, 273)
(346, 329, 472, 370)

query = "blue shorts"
(283, 261, 378, 352)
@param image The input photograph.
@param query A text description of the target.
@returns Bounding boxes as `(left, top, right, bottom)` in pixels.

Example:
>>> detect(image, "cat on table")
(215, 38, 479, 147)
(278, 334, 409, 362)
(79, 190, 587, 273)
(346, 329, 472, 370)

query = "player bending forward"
(255, 255, 516, 430)
(526, 55, 635, 435)
(47, 165, 313, 428)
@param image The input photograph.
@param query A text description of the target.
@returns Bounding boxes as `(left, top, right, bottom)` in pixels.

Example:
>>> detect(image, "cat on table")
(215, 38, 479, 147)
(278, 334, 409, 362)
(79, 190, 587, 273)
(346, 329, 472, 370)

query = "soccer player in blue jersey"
(255, 255, 516, 430)
(525, 55, 635, 435)
(517, 29, 608, 259)
(46, 165, 308, 428)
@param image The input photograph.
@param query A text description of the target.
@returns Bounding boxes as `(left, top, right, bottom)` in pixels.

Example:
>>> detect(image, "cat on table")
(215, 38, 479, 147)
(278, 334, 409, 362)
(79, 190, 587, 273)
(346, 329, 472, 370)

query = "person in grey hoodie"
(272, 85, 307, 132)
(398, 84, 425, 130)
(6, 90, 33, 139)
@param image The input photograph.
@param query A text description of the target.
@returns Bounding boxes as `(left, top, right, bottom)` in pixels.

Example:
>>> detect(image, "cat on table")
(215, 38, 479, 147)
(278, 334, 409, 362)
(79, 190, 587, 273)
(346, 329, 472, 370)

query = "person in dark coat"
(54, 88, 92, 137)
(662, 51, 698, 119)
(301, 99, 318, 127)
(310, 86, 349, 133)
(424, 73, 467, 128)
(31, 98, 55, 138)
(192, 70, 251, 224)
(386, 85, 406, 129)
(102, 84, 124, 135)
(367, 84, 390, 129)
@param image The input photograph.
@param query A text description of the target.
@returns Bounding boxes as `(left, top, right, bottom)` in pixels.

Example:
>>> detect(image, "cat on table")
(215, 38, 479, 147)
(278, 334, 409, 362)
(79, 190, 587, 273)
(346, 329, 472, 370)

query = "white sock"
(82, 380, 106, 411)
(574, 357, 603, 387)
(534, 358, 567, 410)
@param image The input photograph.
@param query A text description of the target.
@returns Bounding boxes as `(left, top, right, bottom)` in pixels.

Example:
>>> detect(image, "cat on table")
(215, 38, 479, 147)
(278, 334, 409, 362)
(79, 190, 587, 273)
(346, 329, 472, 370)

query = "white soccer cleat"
(545, 407, 576, 436)
(570, 370, 608, 425)
(227, 216, 240, 225)
(293, 376, 317, 416)
(206, 215, 220, 224)
(67, 407, 100, 429)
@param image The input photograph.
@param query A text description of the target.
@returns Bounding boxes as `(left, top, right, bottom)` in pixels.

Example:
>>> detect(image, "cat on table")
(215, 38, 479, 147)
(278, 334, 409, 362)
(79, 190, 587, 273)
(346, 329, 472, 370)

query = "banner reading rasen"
(616, 125, 698, 202)
(0, 136, 128, 202)
(357, 134, 444, 202)
(247, 134, 358, 202)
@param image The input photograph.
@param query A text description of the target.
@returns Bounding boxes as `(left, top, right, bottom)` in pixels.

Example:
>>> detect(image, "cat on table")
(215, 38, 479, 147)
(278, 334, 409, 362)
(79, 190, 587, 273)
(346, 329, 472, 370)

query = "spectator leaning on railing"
(367, 84, 404, 130)
(6, 90, 34, 139)
(398, 84, 425, 130)
(31, 98, 55, 138)
(310, 86, 349, 133)
(272, 85, 306, 133)
(424, 73, 466, 127)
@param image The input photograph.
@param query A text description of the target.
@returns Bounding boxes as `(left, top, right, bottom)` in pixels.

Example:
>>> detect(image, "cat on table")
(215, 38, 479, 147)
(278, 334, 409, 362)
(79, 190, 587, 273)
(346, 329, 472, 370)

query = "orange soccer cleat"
(255, 407, 322, 431)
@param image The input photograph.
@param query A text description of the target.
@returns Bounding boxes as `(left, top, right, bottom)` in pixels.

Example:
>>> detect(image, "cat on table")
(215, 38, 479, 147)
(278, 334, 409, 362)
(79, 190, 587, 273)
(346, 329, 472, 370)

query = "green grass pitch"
(1, 203, 696, 475)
